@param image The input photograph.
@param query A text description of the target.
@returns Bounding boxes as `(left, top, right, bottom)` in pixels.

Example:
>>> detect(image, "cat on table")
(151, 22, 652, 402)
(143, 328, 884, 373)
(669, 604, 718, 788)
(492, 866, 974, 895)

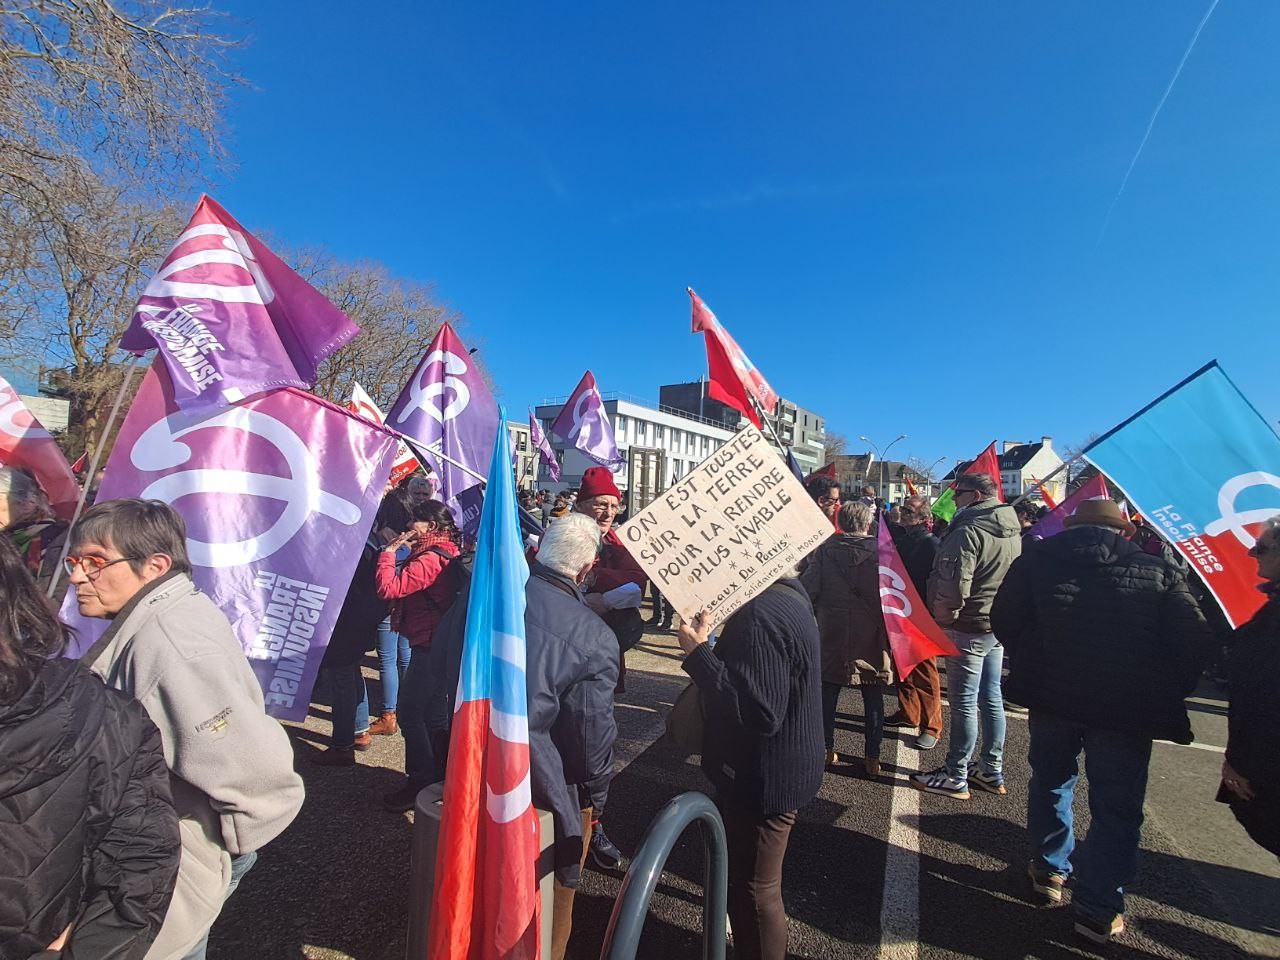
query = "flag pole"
(402, 436, 489, 487)
(46, 356, 141, 599)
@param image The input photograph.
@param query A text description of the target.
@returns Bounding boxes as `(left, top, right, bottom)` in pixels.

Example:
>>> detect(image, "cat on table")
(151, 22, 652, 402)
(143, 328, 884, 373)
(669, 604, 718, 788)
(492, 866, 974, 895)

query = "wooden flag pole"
(46, 357, 142, 599)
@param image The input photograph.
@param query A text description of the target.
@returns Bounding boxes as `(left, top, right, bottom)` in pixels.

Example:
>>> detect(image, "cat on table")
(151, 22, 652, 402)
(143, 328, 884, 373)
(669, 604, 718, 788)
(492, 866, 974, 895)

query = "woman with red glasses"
(1219, 515, 1280, 859)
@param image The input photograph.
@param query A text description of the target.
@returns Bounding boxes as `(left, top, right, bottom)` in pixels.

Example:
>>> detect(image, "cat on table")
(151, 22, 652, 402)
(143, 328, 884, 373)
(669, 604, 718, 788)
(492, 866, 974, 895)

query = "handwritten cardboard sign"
(617, 426, 832, 627)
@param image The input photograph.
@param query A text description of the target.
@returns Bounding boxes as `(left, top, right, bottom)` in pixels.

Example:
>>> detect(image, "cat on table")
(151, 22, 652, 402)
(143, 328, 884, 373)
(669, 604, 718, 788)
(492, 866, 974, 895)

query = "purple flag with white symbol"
(61, 364, 399, 721)
(120, 195, 359, 412)
(550, 371, 624, 469)
(387, 323, 499, 538)
(529, 408, 561, 482)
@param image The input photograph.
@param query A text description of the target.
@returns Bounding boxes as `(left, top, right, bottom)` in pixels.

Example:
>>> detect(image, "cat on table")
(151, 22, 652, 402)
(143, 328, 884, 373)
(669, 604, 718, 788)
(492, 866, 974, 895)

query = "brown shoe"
(368, 710, 398, 736)
(312, 747, 356, 766)
(864, 757, 881, 778)
(353, 732, 373, 752)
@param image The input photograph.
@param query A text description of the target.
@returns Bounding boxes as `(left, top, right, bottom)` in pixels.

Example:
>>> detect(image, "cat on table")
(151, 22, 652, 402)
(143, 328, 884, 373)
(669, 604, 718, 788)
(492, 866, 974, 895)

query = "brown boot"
(353, 732, 373, 752)
(368, 710, 398, 736)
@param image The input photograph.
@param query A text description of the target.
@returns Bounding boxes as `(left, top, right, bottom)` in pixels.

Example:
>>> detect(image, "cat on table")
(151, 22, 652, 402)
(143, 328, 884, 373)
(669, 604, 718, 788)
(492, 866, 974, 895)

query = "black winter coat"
(0, 658, 179, 960)
(1223, 585, 1280, 855)
(683, 580, 823, 816)
(322, 538, 388, 668)
(991, 526, 1212, 743)
(892, 523, 939, 600)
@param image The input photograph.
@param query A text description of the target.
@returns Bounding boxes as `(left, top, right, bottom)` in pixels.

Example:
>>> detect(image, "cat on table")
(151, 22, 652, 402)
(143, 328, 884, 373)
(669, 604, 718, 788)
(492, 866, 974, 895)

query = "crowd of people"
(1, 457, 1277, 959)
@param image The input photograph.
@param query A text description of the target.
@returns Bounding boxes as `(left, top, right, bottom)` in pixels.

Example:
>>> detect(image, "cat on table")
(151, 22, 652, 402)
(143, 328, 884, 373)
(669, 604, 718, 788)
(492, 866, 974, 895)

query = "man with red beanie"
(573, 465, 646, 869)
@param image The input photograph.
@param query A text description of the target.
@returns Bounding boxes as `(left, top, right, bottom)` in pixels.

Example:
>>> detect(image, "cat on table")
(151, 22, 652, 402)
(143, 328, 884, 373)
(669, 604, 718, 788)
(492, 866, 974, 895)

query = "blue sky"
(207, 1, 1276, 468)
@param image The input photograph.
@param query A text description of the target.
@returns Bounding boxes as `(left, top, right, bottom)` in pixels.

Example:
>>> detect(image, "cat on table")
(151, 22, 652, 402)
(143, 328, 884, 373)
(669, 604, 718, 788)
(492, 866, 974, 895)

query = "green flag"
(931, 486, 957, 522)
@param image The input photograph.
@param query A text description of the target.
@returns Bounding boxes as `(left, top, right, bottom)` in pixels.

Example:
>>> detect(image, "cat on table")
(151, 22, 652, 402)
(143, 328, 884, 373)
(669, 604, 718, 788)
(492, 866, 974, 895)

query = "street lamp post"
(858, 433, 907, 503)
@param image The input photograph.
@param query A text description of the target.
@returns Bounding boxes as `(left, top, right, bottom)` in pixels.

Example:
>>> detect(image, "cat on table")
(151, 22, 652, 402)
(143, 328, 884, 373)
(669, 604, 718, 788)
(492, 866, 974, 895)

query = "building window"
(656, 425, 665, 443)
(616, 416, 627, 437)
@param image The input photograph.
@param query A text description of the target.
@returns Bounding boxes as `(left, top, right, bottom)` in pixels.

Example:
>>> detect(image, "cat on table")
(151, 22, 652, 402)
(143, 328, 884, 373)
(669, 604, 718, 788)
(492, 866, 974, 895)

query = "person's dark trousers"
(1026, 710, 1152, 919)
(324, 663, 370, 747)
(860, 685, 886, 760)
(821, 681, 842, 752)
(895, 656, 943, 736)
(716, 794, 797, 960)
(399, 645, 439, 786)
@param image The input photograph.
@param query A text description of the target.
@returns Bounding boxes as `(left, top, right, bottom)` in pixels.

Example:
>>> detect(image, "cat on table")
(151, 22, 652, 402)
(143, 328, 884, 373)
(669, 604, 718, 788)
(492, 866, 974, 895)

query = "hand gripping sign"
(62, 364, 398, 720)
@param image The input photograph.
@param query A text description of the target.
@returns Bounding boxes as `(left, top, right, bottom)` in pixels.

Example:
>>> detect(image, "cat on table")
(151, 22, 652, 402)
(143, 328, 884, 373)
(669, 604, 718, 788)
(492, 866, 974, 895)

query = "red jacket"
(374, 535, 461, 648)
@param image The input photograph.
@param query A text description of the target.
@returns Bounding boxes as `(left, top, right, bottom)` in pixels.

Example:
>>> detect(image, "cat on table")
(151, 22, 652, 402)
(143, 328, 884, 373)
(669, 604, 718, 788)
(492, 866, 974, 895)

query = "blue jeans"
(374, 616, 410, 713)
(1027, 711, 1152, 918)
(180, 850, 258, 959)
(399, 645, 439, 787)
(324, 663, 370, 748)
(944, 629, 1006, 780)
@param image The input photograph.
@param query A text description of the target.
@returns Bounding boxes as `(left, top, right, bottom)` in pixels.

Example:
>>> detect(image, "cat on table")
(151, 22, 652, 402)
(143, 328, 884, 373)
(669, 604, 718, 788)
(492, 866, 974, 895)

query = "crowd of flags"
(2, 194, 1279, 956)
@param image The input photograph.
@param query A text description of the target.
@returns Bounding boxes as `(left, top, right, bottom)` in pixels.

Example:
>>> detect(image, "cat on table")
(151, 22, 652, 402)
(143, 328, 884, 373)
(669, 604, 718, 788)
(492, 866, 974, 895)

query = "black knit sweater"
(682, 579, 823, 816)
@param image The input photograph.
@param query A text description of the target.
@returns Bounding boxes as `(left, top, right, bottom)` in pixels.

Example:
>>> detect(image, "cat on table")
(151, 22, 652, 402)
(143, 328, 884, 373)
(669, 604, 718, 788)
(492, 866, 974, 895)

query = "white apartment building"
(999, 437, 1066, 503)
(507, 420, 535, 490)
(532, 393, 737, 514)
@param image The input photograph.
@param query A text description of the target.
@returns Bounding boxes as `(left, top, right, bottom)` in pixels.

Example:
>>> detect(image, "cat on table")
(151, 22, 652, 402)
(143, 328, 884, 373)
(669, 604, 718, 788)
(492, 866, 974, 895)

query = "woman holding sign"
(800, 500, 894, 777)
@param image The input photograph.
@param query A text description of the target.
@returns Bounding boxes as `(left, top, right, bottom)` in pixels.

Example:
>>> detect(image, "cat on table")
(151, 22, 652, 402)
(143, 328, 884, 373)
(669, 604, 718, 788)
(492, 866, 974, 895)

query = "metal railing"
(598, 791, 728, 960)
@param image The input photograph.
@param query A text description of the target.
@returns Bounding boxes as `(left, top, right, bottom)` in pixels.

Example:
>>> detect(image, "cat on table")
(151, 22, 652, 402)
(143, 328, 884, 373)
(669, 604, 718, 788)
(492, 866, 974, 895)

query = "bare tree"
(823, 430, 847, 463)
(291, 250, 469, 409)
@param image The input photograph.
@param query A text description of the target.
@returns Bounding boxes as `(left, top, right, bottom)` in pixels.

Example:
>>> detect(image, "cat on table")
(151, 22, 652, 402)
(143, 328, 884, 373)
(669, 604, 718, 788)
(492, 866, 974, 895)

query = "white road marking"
(878, 734, 921, 960)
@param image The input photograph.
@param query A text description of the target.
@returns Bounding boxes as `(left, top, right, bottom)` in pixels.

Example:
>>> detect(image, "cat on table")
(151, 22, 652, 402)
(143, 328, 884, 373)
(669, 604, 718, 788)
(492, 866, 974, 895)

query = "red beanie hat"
(577, 466, 621, 501)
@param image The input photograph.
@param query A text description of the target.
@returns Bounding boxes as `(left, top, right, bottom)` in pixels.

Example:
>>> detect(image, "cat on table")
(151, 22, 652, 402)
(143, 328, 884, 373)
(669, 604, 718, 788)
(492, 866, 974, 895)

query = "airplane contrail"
(1097, 0, 1222, 244)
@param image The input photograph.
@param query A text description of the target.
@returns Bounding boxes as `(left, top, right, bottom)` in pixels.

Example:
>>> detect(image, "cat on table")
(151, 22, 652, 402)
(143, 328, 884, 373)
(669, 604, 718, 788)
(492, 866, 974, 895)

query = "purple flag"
(1026, 473, 1110, 541)
(120, 195, 359, 412)
(387, 322, 499, 537)
(61, 364, 399, 722)
(550, 371, 624, 469)
(529, 409, 561, 482)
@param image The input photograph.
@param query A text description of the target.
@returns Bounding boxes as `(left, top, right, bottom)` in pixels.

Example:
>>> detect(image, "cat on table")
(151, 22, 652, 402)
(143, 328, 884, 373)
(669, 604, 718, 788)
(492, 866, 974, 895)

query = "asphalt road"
(208, 627, 1279, 960)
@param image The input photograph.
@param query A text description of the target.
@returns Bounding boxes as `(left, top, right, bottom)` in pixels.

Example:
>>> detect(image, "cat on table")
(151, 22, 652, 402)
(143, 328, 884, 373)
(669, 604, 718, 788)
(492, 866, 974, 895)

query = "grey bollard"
(406, 783, 556, 960)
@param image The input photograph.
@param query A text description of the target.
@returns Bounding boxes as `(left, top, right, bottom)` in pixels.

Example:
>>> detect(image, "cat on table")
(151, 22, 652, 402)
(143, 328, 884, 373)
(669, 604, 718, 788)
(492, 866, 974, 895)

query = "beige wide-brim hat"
(1062, 498, 1136, 537)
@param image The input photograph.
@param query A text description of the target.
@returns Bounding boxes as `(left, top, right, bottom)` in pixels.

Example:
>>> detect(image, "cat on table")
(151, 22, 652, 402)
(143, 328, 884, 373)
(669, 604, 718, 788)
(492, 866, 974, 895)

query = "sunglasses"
(63, 554, 138, 579)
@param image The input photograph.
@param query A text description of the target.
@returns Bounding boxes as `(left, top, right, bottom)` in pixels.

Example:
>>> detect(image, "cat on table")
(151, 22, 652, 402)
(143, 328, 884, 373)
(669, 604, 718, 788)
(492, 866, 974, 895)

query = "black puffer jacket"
(0, 658, 179, 960)
(992, 526, 1212, 743)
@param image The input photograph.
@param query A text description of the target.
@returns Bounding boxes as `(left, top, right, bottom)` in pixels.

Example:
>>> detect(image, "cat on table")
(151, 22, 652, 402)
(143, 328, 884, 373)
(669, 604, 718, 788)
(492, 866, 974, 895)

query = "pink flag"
(1026, 473, 1110, 540)
(528, 409, 560, 482)
(121, 195, 359, 412)
(550, 371, 624, 469)
(348, 380, 420, 486)
(0, 374, 80, 518)
(877, 520, 957, 678)
(61, 365, 399, 721)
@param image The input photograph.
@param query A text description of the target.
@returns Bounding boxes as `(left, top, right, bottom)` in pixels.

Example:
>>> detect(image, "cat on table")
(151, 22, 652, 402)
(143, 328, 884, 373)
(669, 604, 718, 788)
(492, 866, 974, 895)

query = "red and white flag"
(688, 288, 779, 428)
(348, 381, 420, 486)
(0, 374, 80, 519)
(877, 519, 957, 677)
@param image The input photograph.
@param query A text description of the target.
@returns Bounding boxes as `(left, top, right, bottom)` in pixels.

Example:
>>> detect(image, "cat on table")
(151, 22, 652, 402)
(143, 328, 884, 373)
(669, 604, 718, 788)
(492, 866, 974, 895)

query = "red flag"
(1029, 476, 1058, 510)
(805, 461, 837, 482)
(966, 442, 1005, 501)
(877, 520, 957, 678)
(71, 451, 88, 474)
(0, 374, 80, 519)
(905, 475, 919, 497)
(688, 288, 779, 428)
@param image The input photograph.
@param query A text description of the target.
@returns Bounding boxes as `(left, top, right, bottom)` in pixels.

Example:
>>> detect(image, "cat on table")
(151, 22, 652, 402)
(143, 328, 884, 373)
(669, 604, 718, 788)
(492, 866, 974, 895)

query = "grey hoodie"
(928, 498, 1022, 633)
